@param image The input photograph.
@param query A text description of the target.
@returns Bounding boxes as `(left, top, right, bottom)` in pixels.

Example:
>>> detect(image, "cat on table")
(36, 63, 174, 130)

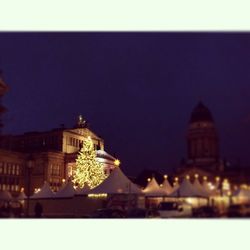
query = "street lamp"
(26, 155, 34, 218)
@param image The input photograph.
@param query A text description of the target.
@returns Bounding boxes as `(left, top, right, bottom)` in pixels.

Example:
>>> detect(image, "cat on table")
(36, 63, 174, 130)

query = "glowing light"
(147, 178, 151, 182)
(72, 137, 106, 189)
(164, 175, 168, 179)
(160, 184, 163, 187)
(175, 177, 179, 182)
(114, 159, 121, 167)
(222, 179, 230, 191)
(88, 194, 107, 198)
(34, 188, 41, 193)
(215, 176, 220, 182)
(194, 174, 199, 178)
(186, 175, 190, 180)
(203, 176, 207, 181)
(20, 187, 24, 192)
(62, 179, 66, 183)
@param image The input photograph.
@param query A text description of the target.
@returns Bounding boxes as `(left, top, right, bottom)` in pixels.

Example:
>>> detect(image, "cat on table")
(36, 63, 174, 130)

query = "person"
(34, 202, 43, 218)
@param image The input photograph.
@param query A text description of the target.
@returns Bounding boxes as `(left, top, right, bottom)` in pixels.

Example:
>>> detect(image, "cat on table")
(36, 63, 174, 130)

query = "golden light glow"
(186, 175, 190, 180)
(62, 178, 66, 183)
(203, 176, 207, 181)
(72, 137, 106, 189)
(215, 176, 220, 182)
(222, 179, 230, 191)
(164, 175, 168, 179)
(160, 184, 163, 187)
(88, 194, 107, 198)
(114, 159, 121, 167)
(34, 188, 41, 193)
(147, 178, 151, 182)
(194, 174, 199, 178)
(175, 177, 179, 182)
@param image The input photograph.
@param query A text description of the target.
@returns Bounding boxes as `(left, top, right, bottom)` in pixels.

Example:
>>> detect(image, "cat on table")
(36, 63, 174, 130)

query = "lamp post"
(26, 155, 34, 218)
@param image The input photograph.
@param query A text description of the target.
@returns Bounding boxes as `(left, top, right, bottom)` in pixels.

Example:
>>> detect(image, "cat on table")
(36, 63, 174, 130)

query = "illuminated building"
(0, 115, 118, 194)
(186, 101, 220, 170)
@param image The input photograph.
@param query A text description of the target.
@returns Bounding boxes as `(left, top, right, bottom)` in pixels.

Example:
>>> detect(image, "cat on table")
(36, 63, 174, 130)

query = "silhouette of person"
(34, 202, 43, 218)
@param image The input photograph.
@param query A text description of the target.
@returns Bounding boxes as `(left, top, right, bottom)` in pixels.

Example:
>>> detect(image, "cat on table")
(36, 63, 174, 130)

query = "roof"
(96, 150, 116, 161)
(54, 181, 76, 198)
(170, 178, 209, 197)
(161, 178, 173, 195)
(76, 183, 91, 195)
(143, 177, 167, 197)
(193, 178, 211, 197)
(31, 182, 55, 199)
(190, 102, 214, 123)
(90, 167, 142, 194)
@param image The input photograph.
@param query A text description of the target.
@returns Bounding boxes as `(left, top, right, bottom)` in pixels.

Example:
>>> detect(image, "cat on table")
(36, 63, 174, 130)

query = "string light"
(88, 194, 107, 198)
(164, 175, 168, 179)
(194, 174, 199, 178)
(72, 136, 107, 189)
(147, 178, 151, 182)
(186, 175, 190, 180)
(114, 159, 121, 167)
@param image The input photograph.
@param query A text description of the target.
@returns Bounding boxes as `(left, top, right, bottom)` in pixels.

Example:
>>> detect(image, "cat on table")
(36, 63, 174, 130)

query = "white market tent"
(170, 178, 209, 198)
(90, 167, 142, 194)
(0, 190, 12, 201)
(233, 188, 250, 198)
(143, 177, 167, 197)
(193, 178, 210, 197)
(232, 188, 250, 203)
(76, 183, 91, 195)
(54, 181, 76, 198)
(31, 182, 55, 199)
(17, 190, 27, 200)
(161, 178, 173, 195)
(202, 180, 218, 196)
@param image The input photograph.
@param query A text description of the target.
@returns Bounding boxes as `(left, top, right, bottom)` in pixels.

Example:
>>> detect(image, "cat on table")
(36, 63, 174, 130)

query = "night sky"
(1, 32, 250, 176)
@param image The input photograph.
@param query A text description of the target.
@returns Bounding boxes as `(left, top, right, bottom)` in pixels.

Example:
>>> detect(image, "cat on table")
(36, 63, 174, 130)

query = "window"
(12, 165, 15, 175)
(50, 164, 60, 176)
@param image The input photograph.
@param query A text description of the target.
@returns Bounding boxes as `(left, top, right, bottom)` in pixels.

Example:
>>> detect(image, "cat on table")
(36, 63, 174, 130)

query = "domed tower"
(186, 102, 220, 170)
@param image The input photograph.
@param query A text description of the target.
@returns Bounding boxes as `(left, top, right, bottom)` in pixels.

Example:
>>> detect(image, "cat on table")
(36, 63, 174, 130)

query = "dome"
(189, 102, 214, 123)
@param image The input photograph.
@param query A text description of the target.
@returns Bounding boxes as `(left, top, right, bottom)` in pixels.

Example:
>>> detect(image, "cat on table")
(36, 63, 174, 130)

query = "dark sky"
(1, 32, 250, 176)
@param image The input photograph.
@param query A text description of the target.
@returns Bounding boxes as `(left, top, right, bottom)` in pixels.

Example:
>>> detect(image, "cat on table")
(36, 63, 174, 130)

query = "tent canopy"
(170, 178, 209, 198)
(162, 178, 173, 195)
(143, 177, 167, 197)
(54, 181, 76, 198)
(90, 167, 142, 194)
(31, 182, 55, 199)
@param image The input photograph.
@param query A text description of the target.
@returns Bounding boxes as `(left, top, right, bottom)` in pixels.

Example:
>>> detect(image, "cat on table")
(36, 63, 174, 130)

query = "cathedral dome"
(189, 102, 214, 124)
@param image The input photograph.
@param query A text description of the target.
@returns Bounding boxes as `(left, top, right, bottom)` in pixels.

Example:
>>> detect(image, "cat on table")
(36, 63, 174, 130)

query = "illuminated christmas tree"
(72, 136, 106, 189)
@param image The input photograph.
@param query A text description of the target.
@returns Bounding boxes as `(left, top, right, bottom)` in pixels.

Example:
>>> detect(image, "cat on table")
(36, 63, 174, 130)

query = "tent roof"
(31, 182, 55, 199)
(193, 179, 210, 197)
(0, 190, 12, 201)
(170, 178, 209, 197)
(76, 183, 91, 195)
(143, 177, 167, 196)
(90, 167, 142, 194)
(17, 191, 27, 200)
(233, 189, 250, 197)
(162, 178, 173, 195)
(55, 181, 76, 198)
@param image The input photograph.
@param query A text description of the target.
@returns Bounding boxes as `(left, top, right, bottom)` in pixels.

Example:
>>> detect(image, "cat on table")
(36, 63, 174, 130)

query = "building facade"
(186, 101, 220, 171)
(0, 116, 118, 195)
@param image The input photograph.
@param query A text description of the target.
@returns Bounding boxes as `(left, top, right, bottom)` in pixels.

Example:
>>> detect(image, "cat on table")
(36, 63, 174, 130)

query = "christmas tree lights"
(72, 136, 106, 189)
